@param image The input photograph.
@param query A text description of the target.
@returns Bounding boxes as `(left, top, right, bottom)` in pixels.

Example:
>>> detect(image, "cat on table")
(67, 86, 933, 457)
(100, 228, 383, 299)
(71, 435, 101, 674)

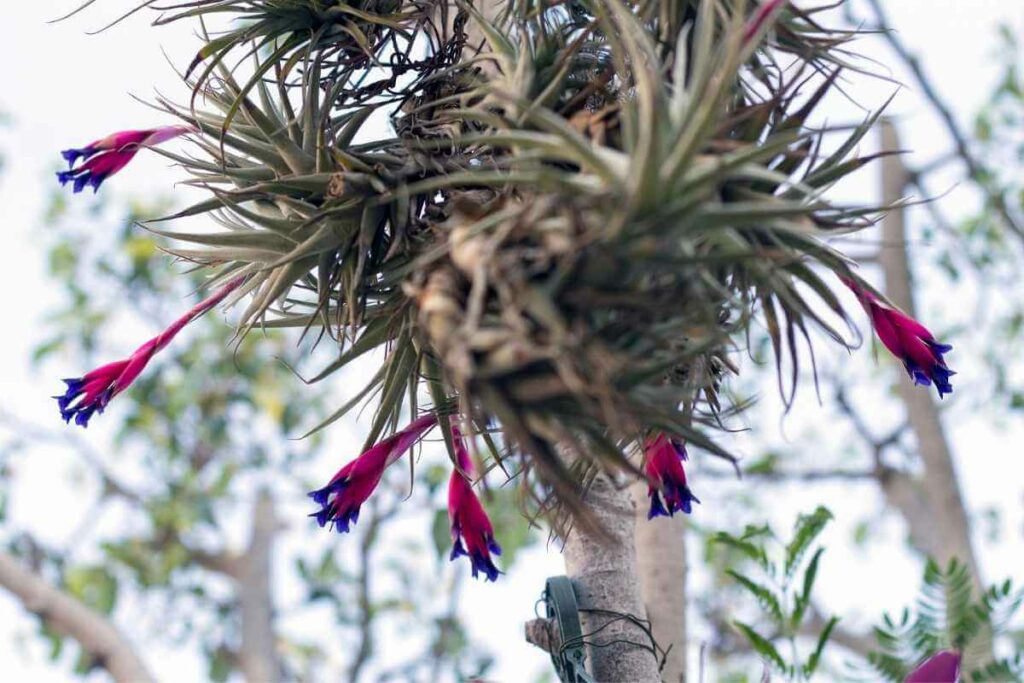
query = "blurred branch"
(189, 548, 241, 576)
(429, 571, 467, 682)
(803, 607, 874, 659)
(703, 467, 876, 482)
(705, 602, 872, 661)
(348, 497, 401, 683)
(0, 404, 292, 680)
(0, 552, 154, 683)
(0, 409, 142, 503)
(877, 119, 983, 589)
(834, 389, 906, 463)
(861, 0, 1024, 240)
(904, 174, 959, 242)
(833, 306, 960, 565)
(348, 509, 377, 683)
(0, 408, 250, 577)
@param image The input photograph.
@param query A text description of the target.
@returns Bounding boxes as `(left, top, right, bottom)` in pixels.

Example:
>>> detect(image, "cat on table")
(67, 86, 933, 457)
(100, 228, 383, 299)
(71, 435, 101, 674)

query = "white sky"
(1, 1, 1023, 682)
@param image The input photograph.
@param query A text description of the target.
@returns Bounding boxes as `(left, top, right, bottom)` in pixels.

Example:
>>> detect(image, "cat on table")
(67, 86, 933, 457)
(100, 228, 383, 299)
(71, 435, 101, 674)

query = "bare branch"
(190, 548, 242, 576)
(834, 388, 906, 466)
(525, 617, 560, 654)
(862, 0, 1024, 240)
(0, 408, 143, 504)
(348, 497, 402, 683)
(0, 551, 155, 683)
(702, 467, 876, 482)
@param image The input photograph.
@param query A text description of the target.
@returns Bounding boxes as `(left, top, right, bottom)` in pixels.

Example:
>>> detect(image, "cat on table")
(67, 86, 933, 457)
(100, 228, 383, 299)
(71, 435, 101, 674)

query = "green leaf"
(970, 654, 1024, 682)
(784, 506, 832, 578)
(64, 565, 118, 615)
(866, 652, 909, 682)
(726, 569, 784, 625)
(792, 547, 825, 630)
(803, 615, 839, 677)
(733, 620, 787, 672)
(432, 509, 451, 561)
(712, 528, 772, 570)
(208, 646, 234, 683)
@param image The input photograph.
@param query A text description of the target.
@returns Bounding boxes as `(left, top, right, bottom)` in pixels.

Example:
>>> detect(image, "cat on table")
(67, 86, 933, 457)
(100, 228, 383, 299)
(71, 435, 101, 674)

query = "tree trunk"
(877, 119, 983, 590)
(562, 472, 662, 682)
(632, 480, 688, 682)
(236, 490, 281, 682)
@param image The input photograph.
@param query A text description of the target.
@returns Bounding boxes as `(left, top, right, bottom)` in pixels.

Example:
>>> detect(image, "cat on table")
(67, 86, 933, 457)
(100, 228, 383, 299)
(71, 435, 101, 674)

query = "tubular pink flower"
(447, 426, 502, 581)
(309, 415, 438, 533)
(644, 433, 700, 519)
(54, 276, 245, 427)
(905, 650, 960, 683)
(743, 0, 787, 44)
(843, 278, 954, 398)
(57, 126, 192, 193)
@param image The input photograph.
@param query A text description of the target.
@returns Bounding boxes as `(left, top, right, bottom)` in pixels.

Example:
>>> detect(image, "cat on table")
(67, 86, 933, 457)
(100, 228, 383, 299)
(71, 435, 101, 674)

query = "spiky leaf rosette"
(93, 0, 887, 520)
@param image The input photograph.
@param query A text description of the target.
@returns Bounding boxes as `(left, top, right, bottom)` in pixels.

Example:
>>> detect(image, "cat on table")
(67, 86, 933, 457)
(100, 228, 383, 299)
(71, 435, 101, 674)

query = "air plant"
(52, 0, 942, 529)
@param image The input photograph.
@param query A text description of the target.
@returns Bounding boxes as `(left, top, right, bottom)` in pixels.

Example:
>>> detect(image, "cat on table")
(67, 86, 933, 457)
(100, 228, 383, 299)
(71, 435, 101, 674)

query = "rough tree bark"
(562, 472, 662, 682)
(631, 480, 688, 683)
(0, 552, 155, 683)
(876, 119, 983, 590)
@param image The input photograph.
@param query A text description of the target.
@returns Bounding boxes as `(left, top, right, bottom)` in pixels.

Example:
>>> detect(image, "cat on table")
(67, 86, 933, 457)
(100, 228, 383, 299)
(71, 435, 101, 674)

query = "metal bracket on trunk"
(543, 575, 596, 683)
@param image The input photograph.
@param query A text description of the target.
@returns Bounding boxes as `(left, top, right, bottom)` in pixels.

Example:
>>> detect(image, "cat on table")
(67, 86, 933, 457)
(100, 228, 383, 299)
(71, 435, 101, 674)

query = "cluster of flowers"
(51, 122, 955, 581)
(308, 416, 504, 581)
(57, 126, 191, 194)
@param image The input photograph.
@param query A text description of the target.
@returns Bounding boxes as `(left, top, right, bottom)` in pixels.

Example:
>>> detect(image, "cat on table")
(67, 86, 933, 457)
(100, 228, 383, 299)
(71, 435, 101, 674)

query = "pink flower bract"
(309, 415, 438, 533)
(844, 278, 954, 398)
(57, 126, 191, 193)
(447, 426, 502, 581)
(644, 433, 700, 519)
(905, 650, 960, 683)
(55, 276, 244, 427)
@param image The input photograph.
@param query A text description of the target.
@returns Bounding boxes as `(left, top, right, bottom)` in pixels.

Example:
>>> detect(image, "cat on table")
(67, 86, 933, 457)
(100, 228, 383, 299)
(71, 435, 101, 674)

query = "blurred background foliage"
(678, 16, 1024, 682)
(0, 4, 1022, 683)
(0, 184, 539, 680)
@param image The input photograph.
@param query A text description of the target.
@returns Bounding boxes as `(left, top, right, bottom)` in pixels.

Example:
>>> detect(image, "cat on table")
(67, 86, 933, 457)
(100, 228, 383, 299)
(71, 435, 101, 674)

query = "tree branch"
(0, 551, 155, 683)
(702, 467, 877, 482)
(525, 617, 560, 654)
(0, 409, 143, 504)
(877, 119, 983, 589)
(804, 607, 875, 659)
(347, 497, 390, 683)
(861, 0, 1024, 240)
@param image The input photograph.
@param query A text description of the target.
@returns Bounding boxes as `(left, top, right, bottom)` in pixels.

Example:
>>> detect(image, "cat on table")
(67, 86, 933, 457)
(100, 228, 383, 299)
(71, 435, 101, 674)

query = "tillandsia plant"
(51, 1, 955, 548)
